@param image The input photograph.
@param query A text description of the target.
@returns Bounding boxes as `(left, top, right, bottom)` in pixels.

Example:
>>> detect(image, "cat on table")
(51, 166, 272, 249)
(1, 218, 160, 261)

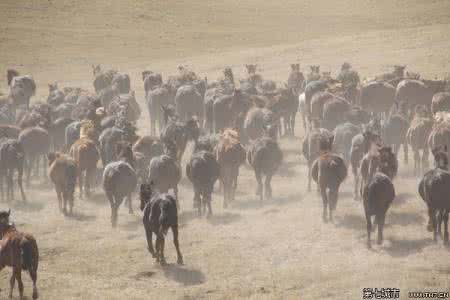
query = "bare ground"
(0, 1, 449, 299)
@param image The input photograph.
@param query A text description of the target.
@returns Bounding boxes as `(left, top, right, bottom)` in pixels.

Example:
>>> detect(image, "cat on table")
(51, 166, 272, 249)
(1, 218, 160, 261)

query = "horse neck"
(367, 155, 380, 180)
(0, 224, 15, 239)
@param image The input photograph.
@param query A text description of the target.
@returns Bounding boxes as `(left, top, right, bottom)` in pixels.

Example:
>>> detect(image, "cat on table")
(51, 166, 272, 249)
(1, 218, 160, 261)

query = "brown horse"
(0, 210, 39, 299)
(216, 128, 246, 208)
(69, 138, 100, 199)
(48, 152, 77, 215)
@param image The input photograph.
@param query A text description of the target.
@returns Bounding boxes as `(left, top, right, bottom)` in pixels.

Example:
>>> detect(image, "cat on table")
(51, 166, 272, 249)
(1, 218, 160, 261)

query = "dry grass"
(0, 0, 450, 299)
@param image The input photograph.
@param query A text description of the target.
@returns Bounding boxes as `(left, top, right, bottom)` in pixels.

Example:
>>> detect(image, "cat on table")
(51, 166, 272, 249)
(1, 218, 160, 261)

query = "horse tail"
(65, 163, 77, 198)
(21, 235, 39, 273)
(21, 238, 32, 270)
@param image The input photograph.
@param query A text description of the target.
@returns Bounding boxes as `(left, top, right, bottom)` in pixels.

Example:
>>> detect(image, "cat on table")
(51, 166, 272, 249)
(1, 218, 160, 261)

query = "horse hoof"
(177, 257, 184, 265)
(427, 224, 433, 232)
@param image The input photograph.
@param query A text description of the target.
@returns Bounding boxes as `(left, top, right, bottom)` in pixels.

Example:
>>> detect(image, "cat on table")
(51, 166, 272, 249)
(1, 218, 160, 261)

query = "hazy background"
(0, 1, 449, 299)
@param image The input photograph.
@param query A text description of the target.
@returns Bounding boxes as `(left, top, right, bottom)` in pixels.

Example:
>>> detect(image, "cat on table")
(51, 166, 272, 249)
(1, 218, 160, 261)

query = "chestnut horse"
(0, 210, 39, 299)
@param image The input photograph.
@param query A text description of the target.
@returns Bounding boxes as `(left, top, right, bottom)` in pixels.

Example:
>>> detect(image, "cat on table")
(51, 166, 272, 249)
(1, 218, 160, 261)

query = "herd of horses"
(0, 63, 449, 299)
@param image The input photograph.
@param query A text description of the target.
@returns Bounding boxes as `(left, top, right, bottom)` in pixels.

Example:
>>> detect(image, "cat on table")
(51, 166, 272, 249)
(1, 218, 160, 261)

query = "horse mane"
(7, 69, 19, 86)
(219, 128, 241, 152)
(434, 111, 450, 124)
(80, 120, 96, 140)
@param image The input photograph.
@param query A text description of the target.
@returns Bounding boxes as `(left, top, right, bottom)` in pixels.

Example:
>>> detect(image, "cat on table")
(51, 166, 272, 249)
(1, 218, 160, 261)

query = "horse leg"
(365, 212, 372, 249)
(201, 194, 206, 216)
(127, 193, 133, 214)
(328, 187, 338, 223)
(413, 150, 419, 176)
(427, 207, 433, 232)
(43, 155, 47, 181)
(443, 210, 449, 244)
(85, 169, 93, 198)
(28, 266, 38, 300)
(353, 166, 359, 201)
(0, 172, 4, 202)
(206, 193, 213, 217)
(106, 192, 116, 228)
(150, 117, 155, 137)
(291, 113, 296, 136)
(193, 188, 201, 215)
(254, 170, 263, 202)
(159, 235, 166, 265)
(9, 267, 16, 298)
(422, 148, 429, 173)
(144, 223, 156, 258)
(320, 186, 328, 223)
(403, 143, 408, 165)
(63, 187, 68, 214)
(17, 166, 26, 202)
(376, 213, 386, 245)
(431, 209, 438, 242)
(222, 177, 229, 209)
(174, 186, 179, 210)
(264, 174, 273, 201)
(25, 157, 32, 187)
(34, 156, 39, 178)
(437, 210, 443, 238)
(155, 235, 161, 263)
(55, 185, 63, 213)
(15, 268, 24, 300)
(7, 168, 14, 202)
(78, 169, 83, 200)
(307, 162, 312, 192)
(63, 189, 73, 216)
(301, 113, 306, 135)
(172, 225, 183, 265)
(231, 167, 239, 202)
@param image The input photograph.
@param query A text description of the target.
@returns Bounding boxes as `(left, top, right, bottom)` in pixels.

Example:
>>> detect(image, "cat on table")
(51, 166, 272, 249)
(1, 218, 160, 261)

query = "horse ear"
(47, 152, 55, 161)
(7, 209, 10, 217)
(432, 147, 437, 156)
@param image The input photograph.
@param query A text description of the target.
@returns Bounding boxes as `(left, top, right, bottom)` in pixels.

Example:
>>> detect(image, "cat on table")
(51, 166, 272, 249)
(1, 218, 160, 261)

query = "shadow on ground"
(86, 192, 107, 206)
(120, 215, 142, 231)
(11, 200, 45, 212)
(384, 237, 431, 257)
(66, 211, 97, 222)
(207, 212, 241, 225)
(336, 213, 366, 230)
(387, 210, 425, 227)
(392, 192, 415, 206)
(163, 264, 206, 286)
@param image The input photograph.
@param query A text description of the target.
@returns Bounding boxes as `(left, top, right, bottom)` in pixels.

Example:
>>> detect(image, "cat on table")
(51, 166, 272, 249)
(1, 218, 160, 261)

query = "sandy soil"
(0, 1, 449, 299)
